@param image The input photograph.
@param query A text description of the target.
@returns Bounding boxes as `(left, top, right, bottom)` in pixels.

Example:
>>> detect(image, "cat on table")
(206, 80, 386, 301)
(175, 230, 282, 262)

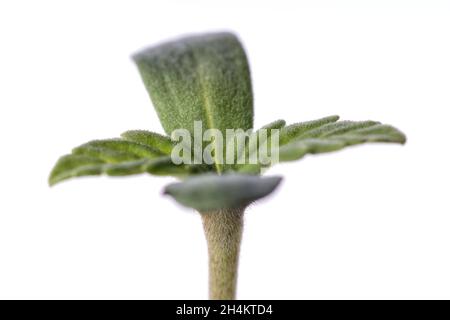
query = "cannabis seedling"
(49, 32, 406, 299)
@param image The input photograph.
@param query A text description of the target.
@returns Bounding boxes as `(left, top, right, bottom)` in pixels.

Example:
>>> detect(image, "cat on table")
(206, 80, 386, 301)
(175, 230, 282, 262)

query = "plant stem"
(200, 207, 244, 300)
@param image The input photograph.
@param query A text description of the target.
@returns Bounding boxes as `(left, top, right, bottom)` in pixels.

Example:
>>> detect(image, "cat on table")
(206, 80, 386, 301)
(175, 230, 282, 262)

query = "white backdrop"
(1, 0, 449, 299)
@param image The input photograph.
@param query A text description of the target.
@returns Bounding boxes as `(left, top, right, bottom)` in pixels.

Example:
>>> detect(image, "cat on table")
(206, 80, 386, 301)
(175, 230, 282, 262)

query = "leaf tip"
(398, 131, 407, 145)
(48, 177, 56, 187)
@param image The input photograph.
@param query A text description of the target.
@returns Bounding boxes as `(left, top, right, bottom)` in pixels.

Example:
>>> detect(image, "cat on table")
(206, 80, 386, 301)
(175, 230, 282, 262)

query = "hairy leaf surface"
(121, 130, 174, 155)
(279, 115, 340, 144)
(234, 116, 405, 172)
(49, 137, 193, 186)
(279, 122, 406, 162)
(132, 32, 253, 136)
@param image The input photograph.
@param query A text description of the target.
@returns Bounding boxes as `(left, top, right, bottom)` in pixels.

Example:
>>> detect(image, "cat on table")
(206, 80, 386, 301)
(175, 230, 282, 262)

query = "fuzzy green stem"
(200, 207, 244, 300)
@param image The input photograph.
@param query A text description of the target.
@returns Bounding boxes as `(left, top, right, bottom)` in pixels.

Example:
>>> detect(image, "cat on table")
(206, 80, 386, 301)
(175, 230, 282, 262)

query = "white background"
(1, 0, 449, 299)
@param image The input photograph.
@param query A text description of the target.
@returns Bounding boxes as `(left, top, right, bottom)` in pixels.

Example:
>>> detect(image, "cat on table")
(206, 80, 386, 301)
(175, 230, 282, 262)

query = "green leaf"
(132, 32, 253, 136)
(121, 130, 174, 155)
(163, 174, 282, 211)
(260, 119, 286, 130)
(48, 154, 151, 186)
(49, 32, 407, 195)
(104, 159, 151, 176)
(72, 139, 163, 162)
(297, 120, 379, 139)
(49, 137, 197, 186)
(232, 119, 286, 172)
(223, 119, 286, 173)
(278, 121, 406, 162)
(279, 115, 339, 144)
(234, 163, 262, 175)
(145, 156, 201, 177)
(49, 155, 197, 186)
(49, 154, 105, 186)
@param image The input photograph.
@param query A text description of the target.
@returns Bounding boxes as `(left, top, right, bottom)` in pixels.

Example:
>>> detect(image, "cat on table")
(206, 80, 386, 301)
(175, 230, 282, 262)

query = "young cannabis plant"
(49, 32, 406, 300)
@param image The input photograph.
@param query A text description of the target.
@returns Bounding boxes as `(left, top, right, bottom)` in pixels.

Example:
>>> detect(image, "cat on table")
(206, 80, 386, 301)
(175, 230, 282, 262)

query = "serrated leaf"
(229, 119, 285, 172)
(50, 32, 407, 199)
(250, 119, 285, 160)
(49, 154, 105, 186)
(132, 32, 253, 136)
(49, 154, 152, 185)
(73, 139, 163, 162)
(278, 121, 406, 162)
(49, 136, 198, 186)
(279, 115, 339, 144)
(260, 119, 286, 130)
(163, 174, 282, 211)
(49, 153, 197, 185)
(121, 130, 174, 155)
(297, 120, 380, 139)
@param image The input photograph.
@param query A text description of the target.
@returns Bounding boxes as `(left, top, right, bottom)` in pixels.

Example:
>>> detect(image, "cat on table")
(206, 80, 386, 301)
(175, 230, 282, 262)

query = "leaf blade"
(164, 174, 282, 211)
(280, 115, 340, 144)
(278, 121, 406, 162)
(132, 32, 254, 136)
(49, 154, 106, 186)
(49, 134, 196, 186)
(121, 130, 174, 155)
(72, 139, 163, 163)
